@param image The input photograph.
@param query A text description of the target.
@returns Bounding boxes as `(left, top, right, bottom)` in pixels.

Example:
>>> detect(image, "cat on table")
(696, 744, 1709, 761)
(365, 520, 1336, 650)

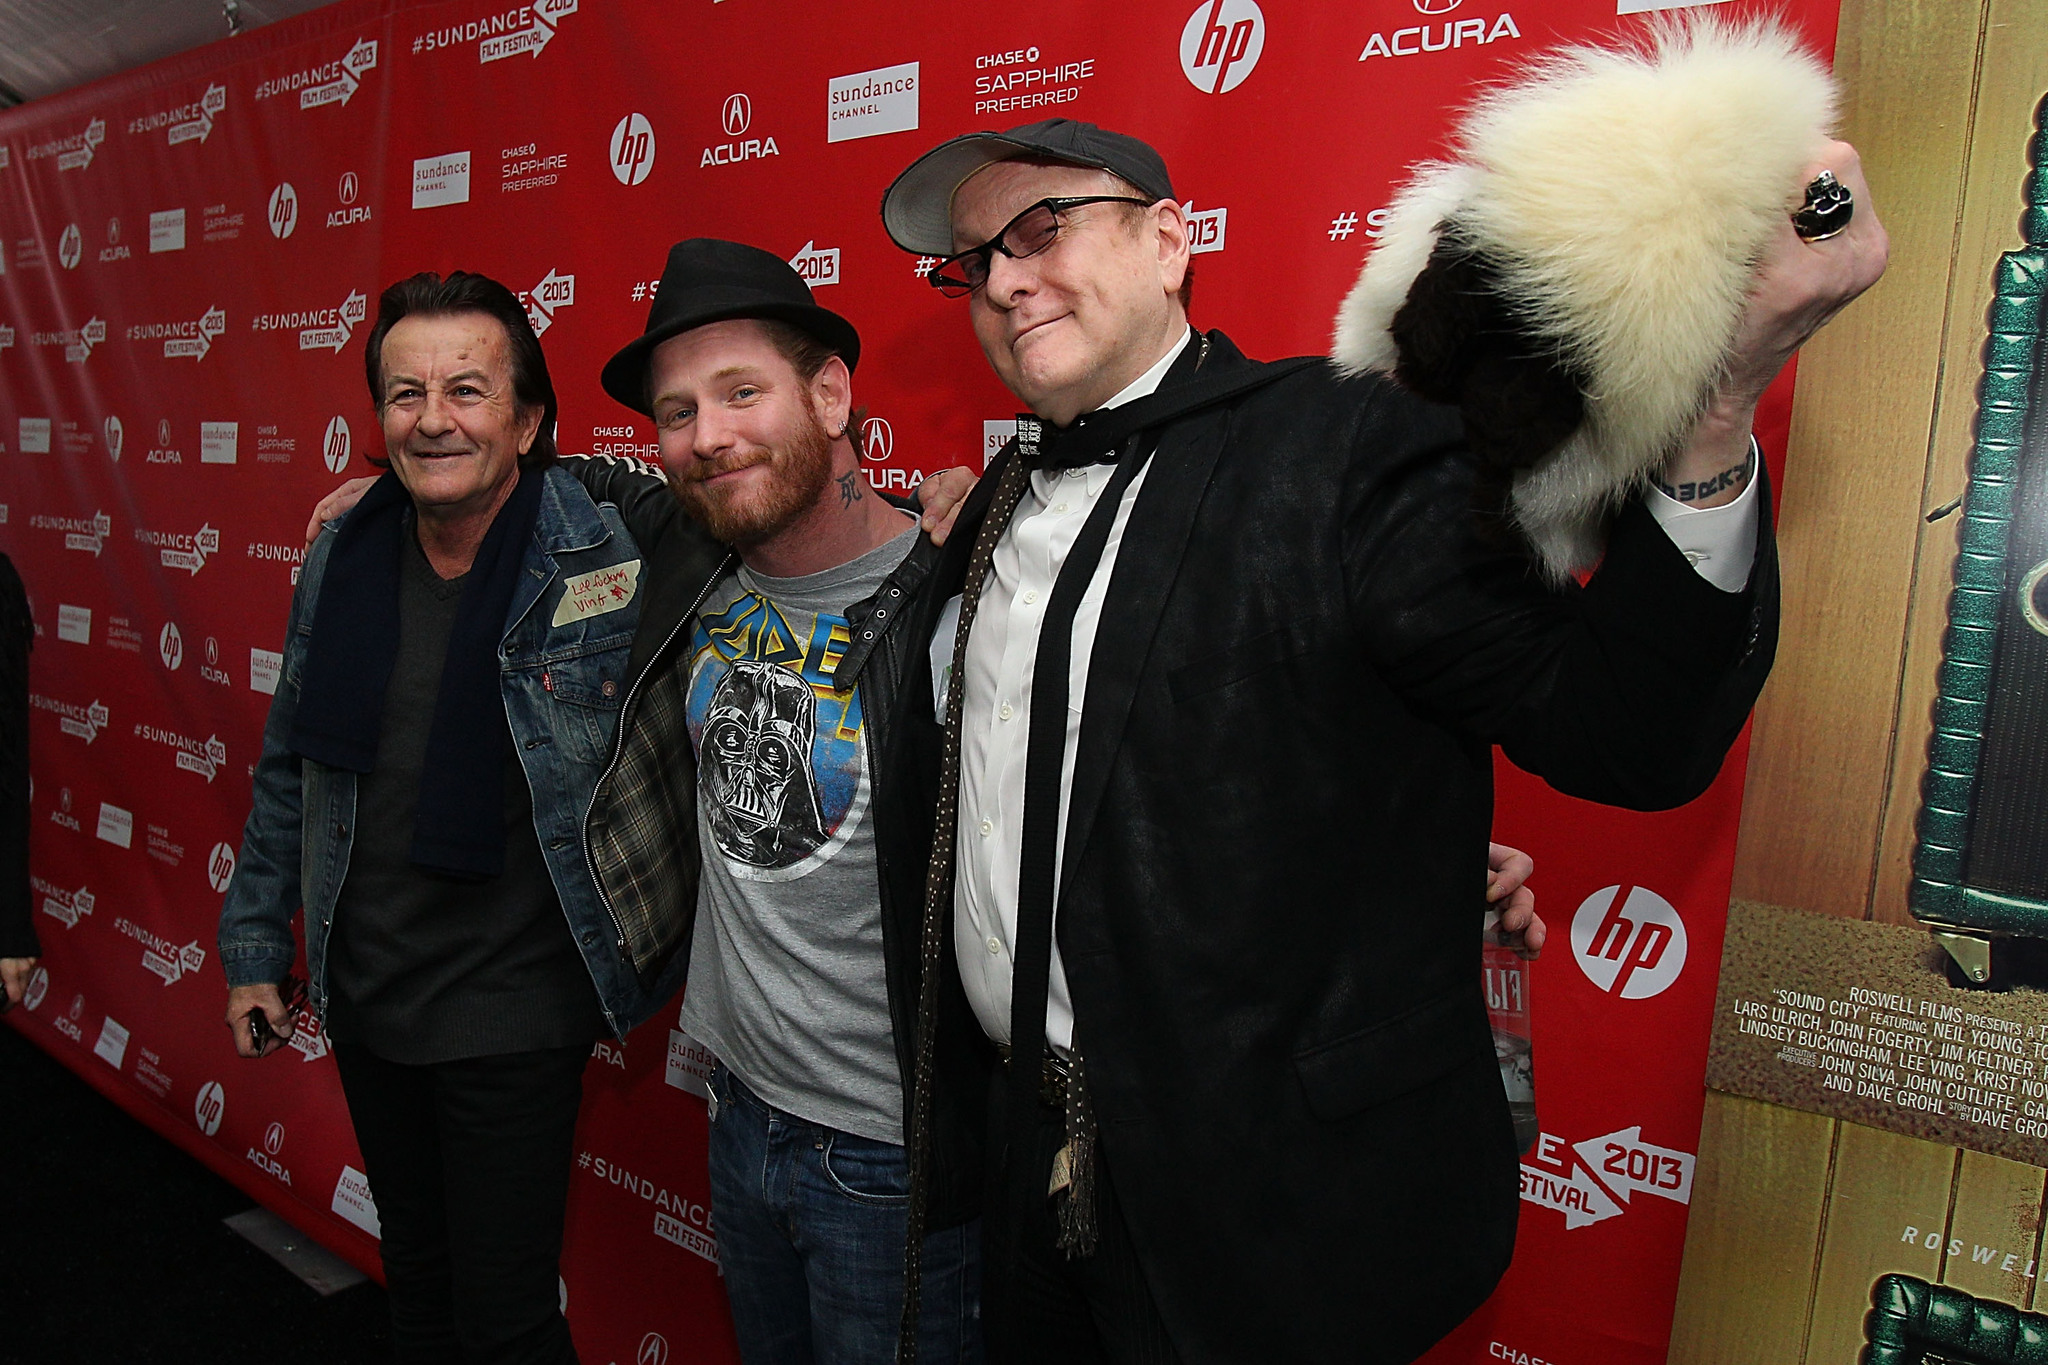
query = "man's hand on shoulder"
(915, 466, 980, 546)
(304, 476, 379, 546)
(1660, 140, 1889, 506)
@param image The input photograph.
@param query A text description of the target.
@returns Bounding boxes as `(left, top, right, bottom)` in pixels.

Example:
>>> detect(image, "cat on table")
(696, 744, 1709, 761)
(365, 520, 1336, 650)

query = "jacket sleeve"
(215, 540, 324, 987)
(1342, 383, 1779, 811)
(560, 454, 683, 555)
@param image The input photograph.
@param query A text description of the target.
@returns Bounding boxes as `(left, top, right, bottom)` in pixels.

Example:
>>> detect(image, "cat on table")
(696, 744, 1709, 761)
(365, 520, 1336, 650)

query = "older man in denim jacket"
(217, 271, 674, 1365)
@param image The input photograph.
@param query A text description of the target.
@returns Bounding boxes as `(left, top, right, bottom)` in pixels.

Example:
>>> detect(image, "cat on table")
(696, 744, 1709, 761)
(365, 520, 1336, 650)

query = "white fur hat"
(1332, 16, 1836, 580)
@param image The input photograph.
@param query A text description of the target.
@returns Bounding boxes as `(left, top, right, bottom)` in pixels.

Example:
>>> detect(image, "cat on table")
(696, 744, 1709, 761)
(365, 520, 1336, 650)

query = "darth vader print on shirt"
(686, 585, 870, 881)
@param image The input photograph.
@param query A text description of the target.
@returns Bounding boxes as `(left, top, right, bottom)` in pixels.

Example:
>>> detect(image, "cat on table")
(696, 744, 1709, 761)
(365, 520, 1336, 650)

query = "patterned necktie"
(899, 451, 1030, 1363)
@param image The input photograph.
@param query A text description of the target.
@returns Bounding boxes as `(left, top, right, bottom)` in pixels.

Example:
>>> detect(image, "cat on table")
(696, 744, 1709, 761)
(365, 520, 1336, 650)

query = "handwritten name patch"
(552, 559, 641, 627)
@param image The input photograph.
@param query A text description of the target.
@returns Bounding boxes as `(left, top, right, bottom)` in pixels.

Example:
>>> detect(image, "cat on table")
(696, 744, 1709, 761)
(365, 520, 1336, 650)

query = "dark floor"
(0, 1022, 393, 1364)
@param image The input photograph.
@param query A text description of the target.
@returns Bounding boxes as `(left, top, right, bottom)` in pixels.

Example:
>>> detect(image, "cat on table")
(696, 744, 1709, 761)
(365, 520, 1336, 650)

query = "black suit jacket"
(877, 331, 1777, 1363)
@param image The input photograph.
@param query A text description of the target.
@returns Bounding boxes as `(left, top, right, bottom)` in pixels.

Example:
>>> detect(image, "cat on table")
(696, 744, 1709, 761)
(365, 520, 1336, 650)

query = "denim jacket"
(216, 466, 679, 1039)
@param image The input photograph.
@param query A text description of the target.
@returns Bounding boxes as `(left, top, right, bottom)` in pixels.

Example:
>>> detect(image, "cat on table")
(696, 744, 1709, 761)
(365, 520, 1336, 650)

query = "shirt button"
(1053, 502, 1069, 514)
(987, 936, 1003, 956)
(1022, 590, 1039, 606)
(1067, 469, 1084, 481)
(999, 702, 1014, 720)
(979, 817, 994, 837)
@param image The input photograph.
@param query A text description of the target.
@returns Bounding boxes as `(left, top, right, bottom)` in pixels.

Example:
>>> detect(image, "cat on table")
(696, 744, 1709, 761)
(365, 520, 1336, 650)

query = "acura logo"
(157, 418, 173, 446)
(338, 170, 359, 204)
(637, 1333, 669, 1365)
(1414, 0, 1462, 10)
(722, 93, 751, 136)
(861, 417, 892, 462)
(264, 1121, 285, 1155)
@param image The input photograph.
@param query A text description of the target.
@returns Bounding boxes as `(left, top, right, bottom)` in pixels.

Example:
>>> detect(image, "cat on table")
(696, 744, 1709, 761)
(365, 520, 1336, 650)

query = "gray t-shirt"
(679, 520, 918, 1143)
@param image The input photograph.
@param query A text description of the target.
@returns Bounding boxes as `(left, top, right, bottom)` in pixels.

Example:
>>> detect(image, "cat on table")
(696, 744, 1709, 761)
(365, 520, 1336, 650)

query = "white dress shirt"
(946, 330, 1760, 1052)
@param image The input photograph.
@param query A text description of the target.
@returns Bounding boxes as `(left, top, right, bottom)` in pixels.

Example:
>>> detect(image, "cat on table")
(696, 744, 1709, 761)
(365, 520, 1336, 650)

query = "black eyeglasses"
(928, 196, 1155, 297)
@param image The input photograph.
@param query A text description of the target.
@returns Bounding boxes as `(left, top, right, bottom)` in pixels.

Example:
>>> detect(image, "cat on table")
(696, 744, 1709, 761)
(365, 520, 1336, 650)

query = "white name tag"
(552, 559, 641, 627)
(930, 594, 962, 723)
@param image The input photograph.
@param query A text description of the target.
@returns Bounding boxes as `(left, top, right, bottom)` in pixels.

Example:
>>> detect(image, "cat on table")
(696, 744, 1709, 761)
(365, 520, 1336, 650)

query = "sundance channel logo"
(827, 61, 918, 144)
(413, 151, 471, 208)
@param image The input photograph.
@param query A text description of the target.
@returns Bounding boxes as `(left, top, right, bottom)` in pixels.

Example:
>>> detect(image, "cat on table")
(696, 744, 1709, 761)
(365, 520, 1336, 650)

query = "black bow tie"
(1013, 413, 1119, 472)
(1012, 330, 1216, 473)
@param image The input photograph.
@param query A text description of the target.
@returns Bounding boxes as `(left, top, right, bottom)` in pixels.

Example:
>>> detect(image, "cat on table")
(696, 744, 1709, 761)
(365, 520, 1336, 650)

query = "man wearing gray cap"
(869, 118, 1886, 1363)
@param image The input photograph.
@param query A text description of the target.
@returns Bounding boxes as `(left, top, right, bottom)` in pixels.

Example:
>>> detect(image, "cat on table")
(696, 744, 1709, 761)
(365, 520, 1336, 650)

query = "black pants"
(333, 1041, 588, 1365)
(981, 1068, 1183, 1365)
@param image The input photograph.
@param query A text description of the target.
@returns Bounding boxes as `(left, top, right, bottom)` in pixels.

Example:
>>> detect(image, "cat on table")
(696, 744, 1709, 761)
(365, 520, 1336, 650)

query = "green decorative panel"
(1911, 94, 2048, 937)
(1863, 1274, 2048, 1365)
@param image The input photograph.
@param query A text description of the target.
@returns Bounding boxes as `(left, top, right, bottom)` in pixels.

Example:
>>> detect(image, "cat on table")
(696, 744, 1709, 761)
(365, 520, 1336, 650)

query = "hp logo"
(1571, 885, 1689, 1001)
(323, 415, 351, 473)
(610, 113, 655, 186)
(268, 182, 298, 239)
(1179, 0, 1265, 94)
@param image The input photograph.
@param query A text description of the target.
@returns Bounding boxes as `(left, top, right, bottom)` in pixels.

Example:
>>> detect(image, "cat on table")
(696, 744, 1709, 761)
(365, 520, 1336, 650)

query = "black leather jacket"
(566, 455, 985, 1228)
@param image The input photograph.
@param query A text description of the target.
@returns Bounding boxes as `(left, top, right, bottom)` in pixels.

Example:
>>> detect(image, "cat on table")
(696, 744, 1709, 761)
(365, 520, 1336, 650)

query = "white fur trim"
(1332, 15, 1836, 579)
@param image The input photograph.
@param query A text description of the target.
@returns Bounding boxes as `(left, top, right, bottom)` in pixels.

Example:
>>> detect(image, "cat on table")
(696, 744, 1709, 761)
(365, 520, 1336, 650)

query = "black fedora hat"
(599, 238, 861, 416)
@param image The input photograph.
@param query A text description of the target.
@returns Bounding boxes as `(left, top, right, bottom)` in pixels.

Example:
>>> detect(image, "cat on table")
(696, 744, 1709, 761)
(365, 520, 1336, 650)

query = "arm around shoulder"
(559, 453, 683, 554)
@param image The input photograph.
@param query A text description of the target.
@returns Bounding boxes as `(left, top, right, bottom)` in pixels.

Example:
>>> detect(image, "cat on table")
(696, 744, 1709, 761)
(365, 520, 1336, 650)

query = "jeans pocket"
(820, 1133, 910, 1206)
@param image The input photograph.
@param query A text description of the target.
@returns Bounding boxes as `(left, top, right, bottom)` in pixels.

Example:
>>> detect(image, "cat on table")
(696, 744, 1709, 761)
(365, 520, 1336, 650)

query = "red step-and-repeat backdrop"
(0, 1, 1835, 1359)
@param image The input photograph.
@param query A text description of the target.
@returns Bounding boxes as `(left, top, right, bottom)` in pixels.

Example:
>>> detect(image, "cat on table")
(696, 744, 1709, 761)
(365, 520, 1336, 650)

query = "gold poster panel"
(1707, 902, 2048, 1164)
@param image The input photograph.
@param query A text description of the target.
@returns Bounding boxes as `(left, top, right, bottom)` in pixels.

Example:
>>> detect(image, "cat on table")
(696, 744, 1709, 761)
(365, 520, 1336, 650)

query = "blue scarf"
(287, 467, 544, 879)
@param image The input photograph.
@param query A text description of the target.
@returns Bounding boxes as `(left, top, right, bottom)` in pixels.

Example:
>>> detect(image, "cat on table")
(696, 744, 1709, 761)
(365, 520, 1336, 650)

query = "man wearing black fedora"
(568, 239, 990, 1363)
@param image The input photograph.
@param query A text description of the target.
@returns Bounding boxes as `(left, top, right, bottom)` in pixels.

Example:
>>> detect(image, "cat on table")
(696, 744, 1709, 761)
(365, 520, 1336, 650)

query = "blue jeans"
(708, 1062, 983, 1365)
